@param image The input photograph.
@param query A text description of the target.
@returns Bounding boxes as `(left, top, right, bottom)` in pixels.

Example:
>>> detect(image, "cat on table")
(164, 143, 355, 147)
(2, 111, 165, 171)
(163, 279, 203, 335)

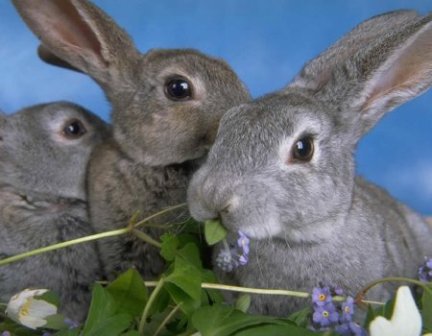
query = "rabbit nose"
(189, 170, 239, 223)
(219, 195, 239, 217)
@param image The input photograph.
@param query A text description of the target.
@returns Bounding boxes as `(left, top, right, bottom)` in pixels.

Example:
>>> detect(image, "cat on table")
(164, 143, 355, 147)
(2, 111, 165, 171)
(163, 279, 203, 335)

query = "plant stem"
(356, 276, 432, 307)
(134, 203, 187, 229)
(153, 304, 181, 336)
(139, 277, 165, 335)
(132, 229, 162, 249)
(0, 204, 186, 266)
(201, 282, 311, 298)
(141, 281, 383, 306)
(0, 228, 129, 266)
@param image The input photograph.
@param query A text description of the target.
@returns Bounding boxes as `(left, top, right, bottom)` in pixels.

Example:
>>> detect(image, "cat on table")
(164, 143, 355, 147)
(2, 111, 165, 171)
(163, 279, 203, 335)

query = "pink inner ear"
(41, 0, 104, 62)
(362, 23, 432, 112)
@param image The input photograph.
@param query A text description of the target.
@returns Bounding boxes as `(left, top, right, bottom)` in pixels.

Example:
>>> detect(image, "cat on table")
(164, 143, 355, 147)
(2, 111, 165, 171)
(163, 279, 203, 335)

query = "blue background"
(0, 1, 431, 214)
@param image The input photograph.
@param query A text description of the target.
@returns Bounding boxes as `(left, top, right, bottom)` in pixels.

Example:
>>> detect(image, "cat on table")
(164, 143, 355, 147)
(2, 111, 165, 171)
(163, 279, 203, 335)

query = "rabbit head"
(0, 102, 110, 200)
(188, 12, 432, 241)
(12, 0, 250, 166)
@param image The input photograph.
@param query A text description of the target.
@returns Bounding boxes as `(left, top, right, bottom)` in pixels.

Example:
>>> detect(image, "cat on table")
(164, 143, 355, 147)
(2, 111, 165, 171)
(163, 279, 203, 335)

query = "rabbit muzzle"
(188, 166, 283, 240)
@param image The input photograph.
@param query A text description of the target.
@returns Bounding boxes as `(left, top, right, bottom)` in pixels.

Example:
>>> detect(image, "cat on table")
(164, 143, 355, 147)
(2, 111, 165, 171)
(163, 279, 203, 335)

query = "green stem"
(0, 228, 130, 266)
(201, 282, 310, 299)
(153, 304, 181, 336)
(356, 276, 431, 307)
(139, 277, 165, 335)
(132, 229, 162, 249)
(134, 203, 187, 229)
(0, 204, 185, 266)
(142, 281, 382, 305)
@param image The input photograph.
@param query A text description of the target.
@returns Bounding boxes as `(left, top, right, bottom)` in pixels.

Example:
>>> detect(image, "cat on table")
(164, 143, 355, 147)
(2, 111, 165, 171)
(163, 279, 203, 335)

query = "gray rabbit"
(188, 10, 432, 315)
(0, 102, 110, 321)
(12, 0, 251, 279)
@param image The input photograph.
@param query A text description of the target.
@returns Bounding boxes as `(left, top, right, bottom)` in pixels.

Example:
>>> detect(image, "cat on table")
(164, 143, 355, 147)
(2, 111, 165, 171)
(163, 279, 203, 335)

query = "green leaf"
(288, 307, 311, 328)
(0, 318, 36, 336)
(165, 282, 200, 315)
(384, 300, 395, 319)
(233, 323, 318, 336)
(106, 268, 148, 316)
(422, 288, 432, 332)
(82, 284, 118, 334)
(235, 294, 251, 313)
(148, 287, 171, 316)
(204, 219, 227, 245)
(36, 290, 60, 308)
(363, 304, 377, 328)
(192, 305, 296, 336)
(176, 243, 202, 269)
(160, 233, 180, 261)
(202, 270, 224, 305)
(121, 331, 140, 336)
(44, 313, 67, 330)
(165, 254, 202, 304)
(84, 313, 132, 336)
(54, 329, 82, 336)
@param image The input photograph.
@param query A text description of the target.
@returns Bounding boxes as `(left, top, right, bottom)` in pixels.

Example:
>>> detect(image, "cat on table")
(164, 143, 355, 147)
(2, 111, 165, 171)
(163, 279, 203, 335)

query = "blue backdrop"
(0, 0, 431, 214)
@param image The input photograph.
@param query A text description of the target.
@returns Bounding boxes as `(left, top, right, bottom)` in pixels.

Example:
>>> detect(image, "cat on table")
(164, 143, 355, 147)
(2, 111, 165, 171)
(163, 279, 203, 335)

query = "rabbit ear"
(291, 10, 421, 91)
(12, 0, 140, 86)
(37, 44, 83, 73)
(348, 17, 432, 134)
(291, 14, 432, 136)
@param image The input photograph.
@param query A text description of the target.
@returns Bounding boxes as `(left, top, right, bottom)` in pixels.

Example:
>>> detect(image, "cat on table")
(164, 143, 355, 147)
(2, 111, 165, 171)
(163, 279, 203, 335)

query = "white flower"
(369, 286, 422, 336)
(5, 288, 57, 330)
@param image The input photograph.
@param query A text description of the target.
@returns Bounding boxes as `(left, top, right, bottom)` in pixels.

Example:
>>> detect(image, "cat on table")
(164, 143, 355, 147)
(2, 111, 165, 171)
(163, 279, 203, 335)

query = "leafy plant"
(1, 207, 432, 336)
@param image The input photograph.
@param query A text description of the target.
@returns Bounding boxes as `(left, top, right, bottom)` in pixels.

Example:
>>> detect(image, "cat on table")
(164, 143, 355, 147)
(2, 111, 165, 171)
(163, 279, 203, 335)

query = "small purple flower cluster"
(215, 231, 250, 272)
(311, 285, 366, 336)
(418, 257, 432, 282)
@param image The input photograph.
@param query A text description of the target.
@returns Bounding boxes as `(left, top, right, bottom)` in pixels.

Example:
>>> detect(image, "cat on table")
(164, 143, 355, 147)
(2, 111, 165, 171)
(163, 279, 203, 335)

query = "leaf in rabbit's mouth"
(204, 219, 228, 245)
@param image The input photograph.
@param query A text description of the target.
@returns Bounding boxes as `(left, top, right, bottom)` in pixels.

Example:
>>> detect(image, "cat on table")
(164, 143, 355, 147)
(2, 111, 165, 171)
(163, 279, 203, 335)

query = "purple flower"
(311, 285, 363, 335)
(312, 286, 332, 306)
(334, 287, 344, 296)
(313, 302, 339, 327)
(340, 297, 355, 323)
(238, 254, 248, 265)
(335, 322, 367, 336)
(216, 231, 250, 271)
(215, 248, 238, 272)
(418, 257, 432, 282)
(64, 317, 80, 329)
(237, 231, 250, 255)
(1, 332, 12, 336)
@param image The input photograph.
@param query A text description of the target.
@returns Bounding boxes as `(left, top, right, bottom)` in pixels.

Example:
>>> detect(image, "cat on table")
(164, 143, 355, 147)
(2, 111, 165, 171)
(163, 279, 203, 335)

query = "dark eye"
(164, 77, 193, 101)
(291, 136, 314, 162)
(63, 119, 87, 139)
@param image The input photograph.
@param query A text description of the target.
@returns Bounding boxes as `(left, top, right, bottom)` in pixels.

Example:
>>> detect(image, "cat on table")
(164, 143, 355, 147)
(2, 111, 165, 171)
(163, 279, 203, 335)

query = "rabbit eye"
(291, 136, 314, 162)
(164, 77, 193, 101)
(63, 119, 87, 139)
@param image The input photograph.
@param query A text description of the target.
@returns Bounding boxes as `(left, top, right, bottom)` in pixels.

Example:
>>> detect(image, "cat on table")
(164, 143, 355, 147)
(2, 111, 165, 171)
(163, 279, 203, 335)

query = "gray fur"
(0, 102, 110, 321)
(12, 0, 251, 279)
(188, 11, 432, 315)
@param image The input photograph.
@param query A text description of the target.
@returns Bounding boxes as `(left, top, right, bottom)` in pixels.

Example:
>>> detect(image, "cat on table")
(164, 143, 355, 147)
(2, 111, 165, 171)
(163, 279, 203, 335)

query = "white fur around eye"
(48, 115, 86, 145)
(159, 67, 206, 103)
(277, 118, 322, 170)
